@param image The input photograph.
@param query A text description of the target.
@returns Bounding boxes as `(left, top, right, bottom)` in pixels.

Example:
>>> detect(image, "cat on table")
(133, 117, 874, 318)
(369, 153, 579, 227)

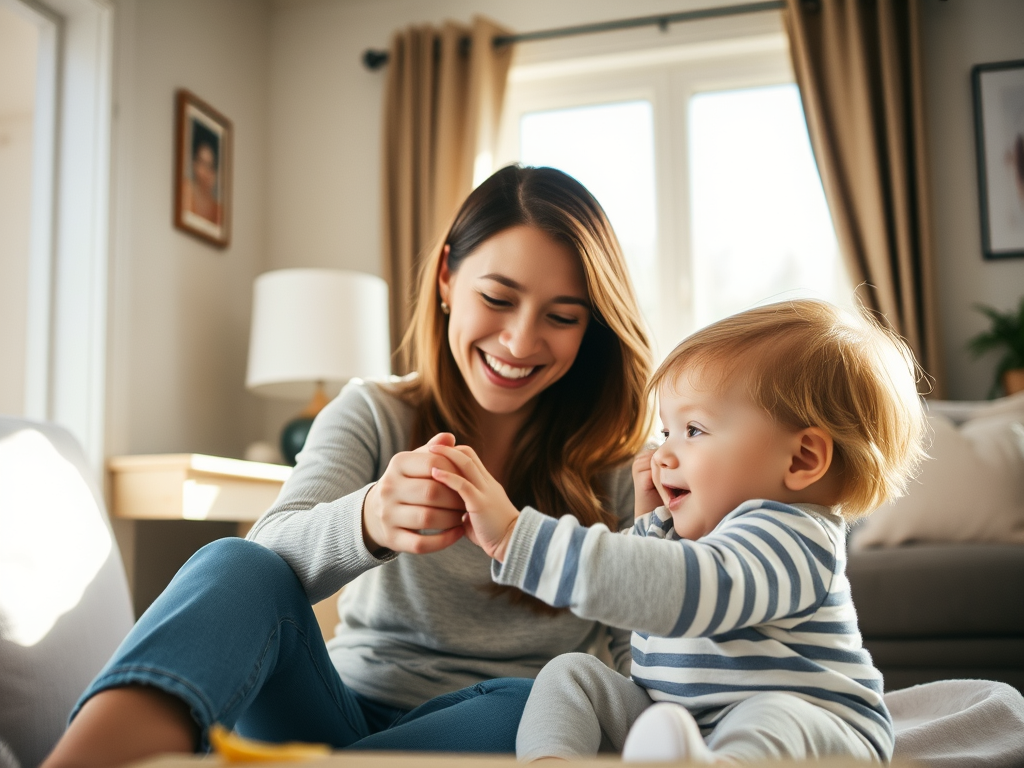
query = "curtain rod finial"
(363, 49, 389, 70)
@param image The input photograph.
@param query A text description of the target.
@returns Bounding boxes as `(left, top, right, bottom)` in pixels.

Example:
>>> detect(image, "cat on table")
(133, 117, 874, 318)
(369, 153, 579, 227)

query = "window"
(519, 101, 659, 337)
(497, 25, 852, 360)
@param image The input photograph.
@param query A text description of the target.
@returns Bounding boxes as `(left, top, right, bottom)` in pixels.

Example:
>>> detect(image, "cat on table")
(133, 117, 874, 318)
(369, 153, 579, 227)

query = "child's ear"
(783, 427, 833, 492)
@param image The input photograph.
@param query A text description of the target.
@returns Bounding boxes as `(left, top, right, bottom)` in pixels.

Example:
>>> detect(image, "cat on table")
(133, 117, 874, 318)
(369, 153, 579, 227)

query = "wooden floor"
(133, 753, 921, 767)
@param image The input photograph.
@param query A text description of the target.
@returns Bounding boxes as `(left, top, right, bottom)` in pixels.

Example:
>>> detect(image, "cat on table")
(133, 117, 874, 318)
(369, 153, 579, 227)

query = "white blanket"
(888, 680, 1024, 767)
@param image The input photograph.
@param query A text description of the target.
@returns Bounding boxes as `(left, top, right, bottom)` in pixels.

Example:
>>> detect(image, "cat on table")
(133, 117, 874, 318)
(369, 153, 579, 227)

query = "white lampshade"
(246, 268, 391, 400)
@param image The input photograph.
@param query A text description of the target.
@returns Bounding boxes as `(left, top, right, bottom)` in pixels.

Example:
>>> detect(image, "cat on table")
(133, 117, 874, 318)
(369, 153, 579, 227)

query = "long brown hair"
(399, 166, 652, 590)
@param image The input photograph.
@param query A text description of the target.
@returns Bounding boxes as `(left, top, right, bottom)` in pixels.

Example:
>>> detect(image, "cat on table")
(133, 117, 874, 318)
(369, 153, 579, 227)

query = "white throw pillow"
(850, 393, 1024, 549)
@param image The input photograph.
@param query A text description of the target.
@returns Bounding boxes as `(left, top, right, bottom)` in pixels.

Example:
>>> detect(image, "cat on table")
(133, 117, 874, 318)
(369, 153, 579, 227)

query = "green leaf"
(967, 299, 1024, 396)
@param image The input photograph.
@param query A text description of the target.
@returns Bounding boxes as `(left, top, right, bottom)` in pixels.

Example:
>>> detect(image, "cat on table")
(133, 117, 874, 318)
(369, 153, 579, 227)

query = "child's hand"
(428, 442, 519, 562)
(632, 449, 662, 518)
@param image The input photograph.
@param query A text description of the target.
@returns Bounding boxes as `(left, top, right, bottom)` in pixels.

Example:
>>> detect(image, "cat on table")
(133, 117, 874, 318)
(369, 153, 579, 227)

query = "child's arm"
(498, 504, 838, 638)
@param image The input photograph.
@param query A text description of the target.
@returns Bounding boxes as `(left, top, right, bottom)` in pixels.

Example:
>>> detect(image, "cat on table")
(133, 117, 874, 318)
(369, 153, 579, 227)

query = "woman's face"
(439, 225, 591, 417)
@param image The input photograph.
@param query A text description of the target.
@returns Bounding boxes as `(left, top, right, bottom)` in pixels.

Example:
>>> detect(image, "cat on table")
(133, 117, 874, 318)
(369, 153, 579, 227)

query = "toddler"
(429, 299, 926, 764)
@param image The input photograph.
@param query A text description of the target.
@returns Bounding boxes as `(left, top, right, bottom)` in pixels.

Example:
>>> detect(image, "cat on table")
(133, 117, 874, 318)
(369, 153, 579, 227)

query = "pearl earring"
(440, 301, 450, 315)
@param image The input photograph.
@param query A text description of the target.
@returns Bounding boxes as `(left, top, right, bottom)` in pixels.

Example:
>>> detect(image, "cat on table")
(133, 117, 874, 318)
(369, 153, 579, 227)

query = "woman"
(43, 166, 652, 767)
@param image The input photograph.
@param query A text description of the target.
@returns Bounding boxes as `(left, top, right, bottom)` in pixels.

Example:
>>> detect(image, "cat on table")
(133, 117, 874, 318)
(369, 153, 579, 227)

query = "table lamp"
(246, 268, 391, 464)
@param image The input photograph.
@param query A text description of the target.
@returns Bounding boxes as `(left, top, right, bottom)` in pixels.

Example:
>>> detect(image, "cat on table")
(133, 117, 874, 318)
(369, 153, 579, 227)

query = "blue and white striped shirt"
(492, 500, 893, 760)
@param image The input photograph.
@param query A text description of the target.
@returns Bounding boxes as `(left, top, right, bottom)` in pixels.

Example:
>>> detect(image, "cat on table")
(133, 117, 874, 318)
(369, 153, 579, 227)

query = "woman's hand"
(361, 433, 467, 556)
(428, 442, 519, 563)
(632, 449, 662, 518)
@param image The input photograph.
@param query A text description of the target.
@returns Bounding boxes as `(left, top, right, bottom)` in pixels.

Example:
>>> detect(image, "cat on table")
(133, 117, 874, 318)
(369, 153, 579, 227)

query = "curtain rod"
(362, 1, 787, 70)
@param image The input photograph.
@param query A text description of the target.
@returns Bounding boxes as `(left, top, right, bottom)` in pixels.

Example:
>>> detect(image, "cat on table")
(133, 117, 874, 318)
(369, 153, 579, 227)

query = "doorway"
(0, 0, 113, 474)
(0, 2, 39, 417)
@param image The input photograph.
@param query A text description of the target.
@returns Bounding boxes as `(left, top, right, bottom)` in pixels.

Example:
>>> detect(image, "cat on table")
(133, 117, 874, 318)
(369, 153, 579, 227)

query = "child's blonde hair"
(648, 300, 927, 520)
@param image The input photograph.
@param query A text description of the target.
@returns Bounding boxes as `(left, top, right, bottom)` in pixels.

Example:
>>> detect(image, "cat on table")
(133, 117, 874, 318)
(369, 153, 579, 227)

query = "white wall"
(266, 0, 757, 277)
(108, 0, 271, 459)
(0, 5, 37, 416)
(921, 0, 1024, 399)
(107, 0, 273, 613)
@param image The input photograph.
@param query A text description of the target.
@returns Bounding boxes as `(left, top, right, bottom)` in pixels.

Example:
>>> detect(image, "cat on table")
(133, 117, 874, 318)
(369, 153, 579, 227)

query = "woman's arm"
(248, 383, 463, 603)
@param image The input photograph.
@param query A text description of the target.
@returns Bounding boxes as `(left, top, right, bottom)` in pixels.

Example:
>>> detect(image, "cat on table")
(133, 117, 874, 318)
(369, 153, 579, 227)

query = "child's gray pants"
(516, 653, 882, 763)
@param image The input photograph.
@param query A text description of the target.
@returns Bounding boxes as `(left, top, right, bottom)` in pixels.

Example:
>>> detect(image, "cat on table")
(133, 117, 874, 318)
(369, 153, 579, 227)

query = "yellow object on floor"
(208, 724, 331, 762)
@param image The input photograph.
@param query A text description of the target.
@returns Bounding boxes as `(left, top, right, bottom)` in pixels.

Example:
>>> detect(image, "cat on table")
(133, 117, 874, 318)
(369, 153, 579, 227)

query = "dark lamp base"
(280, 416, 315, 466)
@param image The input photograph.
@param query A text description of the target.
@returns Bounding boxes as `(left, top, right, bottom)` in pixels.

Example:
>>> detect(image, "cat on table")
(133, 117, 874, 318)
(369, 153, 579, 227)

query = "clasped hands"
(361, 433, 519, 562)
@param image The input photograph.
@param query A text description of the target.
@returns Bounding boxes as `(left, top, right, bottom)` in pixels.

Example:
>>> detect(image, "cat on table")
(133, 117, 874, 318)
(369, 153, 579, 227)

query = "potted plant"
(968, 296, 1024, 397)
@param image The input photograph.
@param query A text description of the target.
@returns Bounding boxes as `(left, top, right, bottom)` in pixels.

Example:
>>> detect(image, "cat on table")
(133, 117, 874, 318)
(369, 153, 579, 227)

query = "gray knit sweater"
(247, 377, 635, 710)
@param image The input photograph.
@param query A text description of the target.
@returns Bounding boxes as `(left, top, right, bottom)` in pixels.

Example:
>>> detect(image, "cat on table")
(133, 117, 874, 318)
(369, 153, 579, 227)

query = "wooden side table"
(108, 453, 292, 530)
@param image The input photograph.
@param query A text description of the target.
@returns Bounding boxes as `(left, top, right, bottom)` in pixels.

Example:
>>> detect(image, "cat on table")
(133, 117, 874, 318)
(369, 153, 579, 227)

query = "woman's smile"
(477, 349, 542, 387)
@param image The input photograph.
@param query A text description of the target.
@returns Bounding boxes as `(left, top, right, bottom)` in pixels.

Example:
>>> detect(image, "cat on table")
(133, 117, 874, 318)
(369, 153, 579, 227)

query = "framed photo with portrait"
(972, 59, 1024, 260)
(174, 89, 232, 248)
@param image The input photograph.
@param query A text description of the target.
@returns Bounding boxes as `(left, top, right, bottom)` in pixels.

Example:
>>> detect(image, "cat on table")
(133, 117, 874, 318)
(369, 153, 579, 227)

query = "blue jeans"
(73, 538, 532, 752)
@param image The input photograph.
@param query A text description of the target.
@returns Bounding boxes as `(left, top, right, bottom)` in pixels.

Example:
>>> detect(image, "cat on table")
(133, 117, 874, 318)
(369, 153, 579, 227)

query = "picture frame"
(972, 59, 1024, 260)
(174, 89, 232, 248)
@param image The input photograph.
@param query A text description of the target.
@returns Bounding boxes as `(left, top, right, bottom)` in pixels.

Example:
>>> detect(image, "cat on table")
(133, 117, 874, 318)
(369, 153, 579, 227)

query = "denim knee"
(185, 538, 293, 584)
(173, 538, 307, 605)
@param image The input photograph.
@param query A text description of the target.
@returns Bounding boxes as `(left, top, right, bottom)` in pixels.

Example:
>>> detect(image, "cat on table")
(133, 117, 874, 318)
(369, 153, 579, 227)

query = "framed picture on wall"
(972, 59, 1024, 260)
(174, 89, 232, 248)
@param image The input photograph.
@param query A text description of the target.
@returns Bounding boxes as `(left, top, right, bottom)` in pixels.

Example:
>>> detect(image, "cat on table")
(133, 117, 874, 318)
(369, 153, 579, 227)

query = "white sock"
(622, 702, 717, 763)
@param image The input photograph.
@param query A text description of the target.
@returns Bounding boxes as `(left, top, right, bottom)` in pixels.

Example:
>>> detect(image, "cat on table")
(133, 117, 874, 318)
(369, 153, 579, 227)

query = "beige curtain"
(381, 16, 513, 371)
(785, 0, 943, 396)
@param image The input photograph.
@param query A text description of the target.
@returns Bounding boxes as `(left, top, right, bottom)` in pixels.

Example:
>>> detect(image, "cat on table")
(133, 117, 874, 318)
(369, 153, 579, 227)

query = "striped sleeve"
(492, 501, 838, 638)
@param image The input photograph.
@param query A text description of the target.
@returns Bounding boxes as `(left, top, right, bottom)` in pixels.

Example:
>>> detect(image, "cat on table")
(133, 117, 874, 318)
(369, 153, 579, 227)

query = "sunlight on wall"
(473, 150, 494, 189)
(0, 429, 111, 646)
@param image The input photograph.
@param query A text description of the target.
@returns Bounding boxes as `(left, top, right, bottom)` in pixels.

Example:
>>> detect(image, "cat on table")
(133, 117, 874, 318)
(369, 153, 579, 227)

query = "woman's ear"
(783, 427, 833, 492)
(437, 245, 452, 304)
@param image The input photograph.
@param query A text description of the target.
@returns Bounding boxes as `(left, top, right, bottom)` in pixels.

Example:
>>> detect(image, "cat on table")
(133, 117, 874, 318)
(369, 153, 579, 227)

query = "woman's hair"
(400, 164, 653, 536)
(647, 299, 927, 520)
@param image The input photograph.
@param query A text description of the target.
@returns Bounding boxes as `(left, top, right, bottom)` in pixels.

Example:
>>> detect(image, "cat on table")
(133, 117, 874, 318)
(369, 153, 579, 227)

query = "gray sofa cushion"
(848, 543, 1024, 638)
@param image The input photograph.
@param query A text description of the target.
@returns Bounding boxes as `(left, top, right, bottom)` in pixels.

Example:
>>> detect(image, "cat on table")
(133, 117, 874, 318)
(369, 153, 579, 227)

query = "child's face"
(651, 369, 798, 540)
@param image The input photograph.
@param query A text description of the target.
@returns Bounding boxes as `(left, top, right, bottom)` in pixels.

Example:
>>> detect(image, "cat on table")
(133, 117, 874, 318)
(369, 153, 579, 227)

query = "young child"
(429, 299, 926, 764)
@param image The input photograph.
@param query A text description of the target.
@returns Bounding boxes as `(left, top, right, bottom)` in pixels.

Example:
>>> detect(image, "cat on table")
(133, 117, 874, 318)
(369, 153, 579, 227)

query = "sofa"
(846, 394, 1024, 693)
(849, 543, 1024, 692)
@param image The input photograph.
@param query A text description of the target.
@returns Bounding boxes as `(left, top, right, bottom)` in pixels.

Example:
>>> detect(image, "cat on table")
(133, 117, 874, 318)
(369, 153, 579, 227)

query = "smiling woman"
(43, 166, 654, 767)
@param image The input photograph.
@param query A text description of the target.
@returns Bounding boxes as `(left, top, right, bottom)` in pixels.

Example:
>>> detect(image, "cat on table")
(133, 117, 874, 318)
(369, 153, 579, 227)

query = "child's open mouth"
(664, 485, 690, 507)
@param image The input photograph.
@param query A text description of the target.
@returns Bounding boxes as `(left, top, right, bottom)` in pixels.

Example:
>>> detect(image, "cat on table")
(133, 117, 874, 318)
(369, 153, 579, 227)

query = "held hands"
(361, 433, 467, 556)
(428, 441, 520, 563)
(632, 448, 663, 518)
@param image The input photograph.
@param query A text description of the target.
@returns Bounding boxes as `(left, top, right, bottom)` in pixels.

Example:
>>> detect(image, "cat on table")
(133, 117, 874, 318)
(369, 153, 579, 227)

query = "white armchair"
(0, 417, 134, 768)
